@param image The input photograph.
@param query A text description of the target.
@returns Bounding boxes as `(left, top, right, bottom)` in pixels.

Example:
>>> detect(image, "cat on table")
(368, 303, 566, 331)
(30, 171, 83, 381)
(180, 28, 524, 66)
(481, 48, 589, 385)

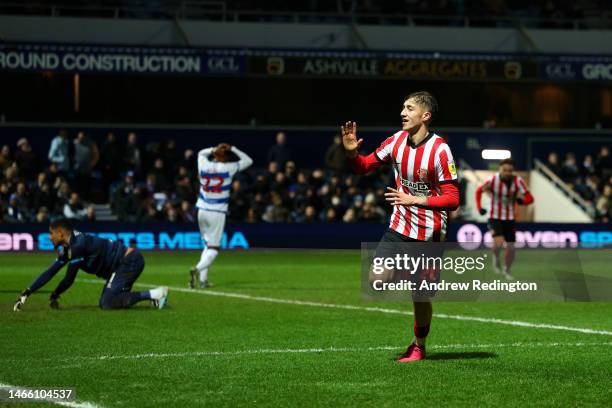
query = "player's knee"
(99, 296, 113, 310)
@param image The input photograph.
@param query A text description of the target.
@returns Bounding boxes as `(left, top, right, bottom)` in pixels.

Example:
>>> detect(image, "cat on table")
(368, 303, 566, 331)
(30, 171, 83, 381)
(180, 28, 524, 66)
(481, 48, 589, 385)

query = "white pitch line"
(27, 341, 612, 367)
(78, 279, 612, 336)
(0, 382, 103, 408)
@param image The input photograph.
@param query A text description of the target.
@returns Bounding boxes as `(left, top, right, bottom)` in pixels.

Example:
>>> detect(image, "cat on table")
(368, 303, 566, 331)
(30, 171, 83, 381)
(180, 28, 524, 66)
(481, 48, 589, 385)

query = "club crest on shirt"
(448, 161, 457, 176)
(417, 168, 429, 182)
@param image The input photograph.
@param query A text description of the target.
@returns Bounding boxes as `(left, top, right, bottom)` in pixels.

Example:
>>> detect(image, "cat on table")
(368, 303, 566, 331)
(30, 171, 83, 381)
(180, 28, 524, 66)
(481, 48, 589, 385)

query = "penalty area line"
(77, 279, 612, 337)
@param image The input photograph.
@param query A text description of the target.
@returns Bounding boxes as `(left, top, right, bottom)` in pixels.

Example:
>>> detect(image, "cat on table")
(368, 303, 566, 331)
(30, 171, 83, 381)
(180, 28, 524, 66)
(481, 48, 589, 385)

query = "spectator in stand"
(100, 132, 122, 200)
(262, 192, 290, 222)
(73, 131, 99, 200)
(64, 192, 88, 220)
(12, 182, 31, 212)
(342, 207, 357, 223)
(581, 154, 596, 178)
(546, 152, 562, 178)
(595, 146, 612, 178)
(137, 197, 159, 222)
(15, 138, 39, 181)
(31, 172, 55, 212)
(174, 165, 196, 202)
(322, 207, 339, 223)
(267, 131, 291, 169)
(5, 195, 29, 223)
(0, 145, 13, 172)
(179, 200, 196, 223)
(229, 180, 249, 222)
(54, 178, 72, 215)
(48, 129, 71, 175)
(179, 148, 197, 174)
(161, 139, 179, 172)
(163, 202, 180, 222)
(561, 152, 580, 184)
(111, 172, 136, 221)
(150, 158, 171, 192)
(124, 132, 142, 175)
(35, 206, 50, 223)
(596, 184, 612, 222)
(325, 134, 348, 175)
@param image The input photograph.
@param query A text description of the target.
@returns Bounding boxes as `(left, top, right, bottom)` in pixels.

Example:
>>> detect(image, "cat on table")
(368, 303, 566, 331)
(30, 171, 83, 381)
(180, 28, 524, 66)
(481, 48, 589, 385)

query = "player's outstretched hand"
(341, 121, 363, 158)
(385, 187, 426, 206)
(13, 289, 31, 312)
(479, 208, 487, 215)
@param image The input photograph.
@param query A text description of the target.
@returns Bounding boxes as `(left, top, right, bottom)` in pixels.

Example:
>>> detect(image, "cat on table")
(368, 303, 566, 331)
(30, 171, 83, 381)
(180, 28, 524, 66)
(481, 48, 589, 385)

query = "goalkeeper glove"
(13, 288, 32, 312)
(479, 208, 487, 216)
(50, 292, 60, 309)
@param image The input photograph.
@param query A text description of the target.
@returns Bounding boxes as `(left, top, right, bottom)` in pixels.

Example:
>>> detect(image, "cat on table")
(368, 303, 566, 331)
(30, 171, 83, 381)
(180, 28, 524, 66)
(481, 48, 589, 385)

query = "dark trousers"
(99, 249, 147, 309)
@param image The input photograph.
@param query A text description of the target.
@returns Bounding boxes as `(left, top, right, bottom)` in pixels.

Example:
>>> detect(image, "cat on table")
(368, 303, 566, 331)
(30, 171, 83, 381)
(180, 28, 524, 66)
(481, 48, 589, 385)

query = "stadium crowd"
(545, 147, 612, 222)
(0, 130, 397, 225)
(2, 129, 609, 224)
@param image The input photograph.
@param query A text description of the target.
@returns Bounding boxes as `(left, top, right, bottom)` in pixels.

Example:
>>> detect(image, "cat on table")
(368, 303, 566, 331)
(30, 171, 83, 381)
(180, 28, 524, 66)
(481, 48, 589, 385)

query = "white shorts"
(197, 209, 226, 247)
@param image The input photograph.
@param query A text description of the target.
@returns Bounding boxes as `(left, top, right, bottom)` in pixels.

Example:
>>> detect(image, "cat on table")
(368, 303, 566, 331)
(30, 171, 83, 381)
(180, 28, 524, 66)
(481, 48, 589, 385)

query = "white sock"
(199, 268, 209, 283)
(149, 287, 164, 300)
(196, 248, 218, 281)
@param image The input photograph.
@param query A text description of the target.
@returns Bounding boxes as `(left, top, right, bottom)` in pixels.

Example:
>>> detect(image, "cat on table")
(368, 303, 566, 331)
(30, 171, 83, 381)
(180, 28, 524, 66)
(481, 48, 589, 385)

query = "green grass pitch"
(1, 250, 612, 407)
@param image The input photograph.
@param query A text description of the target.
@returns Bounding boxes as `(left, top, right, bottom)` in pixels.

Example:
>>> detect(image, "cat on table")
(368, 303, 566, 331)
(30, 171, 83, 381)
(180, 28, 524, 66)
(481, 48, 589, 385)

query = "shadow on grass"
(392, 351, 497, 362)
(427, 351, 497, 360)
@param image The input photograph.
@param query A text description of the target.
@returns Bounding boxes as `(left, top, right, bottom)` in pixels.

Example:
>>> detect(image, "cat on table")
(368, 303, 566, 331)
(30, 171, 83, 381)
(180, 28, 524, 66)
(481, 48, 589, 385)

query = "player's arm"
(230, 146, 253, 171)
(475, 178, 492, 215)
(48, 263, 80, 309)
(515, 177, 534, 205)
(13, 258, 67, 311)
(198, 147, 215, 159)
(341, 121, 387, 174)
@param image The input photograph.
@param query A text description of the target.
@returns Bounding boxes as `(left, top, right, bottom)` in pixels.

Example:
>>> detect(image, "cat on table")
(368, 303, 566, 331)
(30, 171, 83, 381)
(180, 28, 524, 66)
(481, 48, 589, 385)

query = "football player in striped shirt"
(475, 158, 534, 280)
(190, 143, 253, 289)
(342, 91, 460, 362)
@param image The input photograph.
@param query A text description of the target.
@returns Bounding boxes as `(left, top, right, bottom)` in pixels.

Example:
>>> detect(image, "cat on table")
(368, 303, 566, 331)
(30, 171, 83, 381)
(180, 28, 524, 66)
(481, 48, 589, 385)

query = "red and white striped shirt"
(353, 131, 458, 241)
(481, 174, 528, 221)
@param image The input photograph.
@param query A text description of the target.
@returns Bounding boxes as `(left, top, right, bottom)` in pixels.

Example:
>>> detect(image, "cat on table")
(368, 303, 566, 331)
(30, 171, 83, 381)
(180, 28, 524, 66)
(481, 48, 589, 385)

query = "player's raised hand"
(384, 187, 426, 206)
(341, 121, 363, 158)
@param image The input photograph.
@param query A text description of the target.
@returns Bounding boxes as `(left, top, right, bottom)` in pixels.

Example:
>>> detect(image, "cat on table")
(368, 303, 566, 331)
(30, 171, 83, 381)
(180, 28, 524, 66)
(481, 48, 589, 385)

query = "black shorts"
(488, 219, 516, 242)
(373, 229, 442, 300)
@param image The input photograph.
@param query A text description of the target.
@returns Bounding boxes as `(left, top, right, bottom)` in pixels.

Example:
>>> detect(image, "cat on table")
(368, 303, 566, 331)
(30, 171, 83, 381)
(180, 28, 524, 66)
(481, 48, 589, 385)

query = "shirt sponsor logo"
(400, 178, 431, 195)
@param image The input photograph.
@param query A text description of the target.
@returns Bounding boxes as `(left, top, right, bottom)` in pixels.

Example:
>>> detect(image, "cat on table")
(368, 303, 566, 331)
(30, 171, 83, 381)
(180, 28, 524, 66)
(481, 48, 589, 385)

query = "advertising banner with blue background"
(0, 222, 609, 252)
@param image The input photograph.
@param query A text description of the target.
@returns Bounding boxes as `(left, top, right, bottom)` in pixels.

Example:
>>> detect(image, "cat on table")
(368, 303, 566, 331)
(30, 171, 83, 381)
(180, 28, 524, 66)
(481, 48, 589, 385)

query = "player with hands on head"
(189, 142, 253, 289)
